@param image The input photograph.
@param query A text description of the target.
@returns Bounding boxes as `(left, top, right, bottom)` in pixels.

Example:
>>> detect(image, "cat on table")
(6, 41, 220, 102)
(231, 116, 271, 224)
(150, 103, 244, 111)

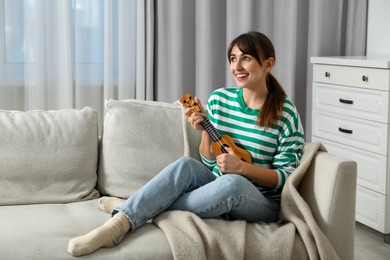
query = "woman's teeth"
(237, 73, 248, 78)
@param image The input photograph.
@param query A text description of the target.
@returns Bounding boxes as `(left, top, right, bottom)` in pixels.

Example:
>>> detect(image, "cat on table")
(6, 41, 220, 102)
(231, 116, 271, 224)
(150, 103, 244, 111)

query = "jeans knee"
(175, 156, 198, 166)
(217, 174, 249, 194)
(172, 156, 200, 173)
(168, 156, 207, 179)
(164, 156, 214, 192)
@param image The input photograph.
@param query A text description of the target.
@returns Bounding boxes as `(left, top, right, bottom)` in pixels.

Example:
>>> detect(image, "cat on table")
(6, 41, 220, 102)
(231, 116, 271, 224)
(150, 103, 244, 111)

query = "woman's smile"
(236, 73, 249, 81)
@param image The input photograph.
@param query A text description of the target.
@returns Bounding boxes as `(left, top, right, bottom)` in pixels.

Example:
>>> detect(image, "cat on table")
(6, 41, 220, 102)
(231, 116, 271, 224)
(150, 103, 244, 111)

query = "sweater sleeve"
(199, 152, 217, 170)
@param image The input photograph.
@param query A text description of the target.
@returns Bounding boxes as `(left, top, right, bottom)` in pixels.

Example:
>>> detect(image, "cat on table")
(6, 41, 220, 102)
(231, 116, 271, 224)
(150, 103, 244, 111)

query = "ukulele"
(180, 94, 252, 164)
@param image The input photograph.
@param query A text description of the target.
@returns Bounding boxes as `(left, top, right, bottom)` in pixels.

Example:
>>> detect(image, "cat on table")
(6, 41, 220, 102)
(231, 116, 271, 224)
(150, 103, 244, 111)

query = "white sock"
(67, 212, 131, 256)
(98, 196, 125, 214)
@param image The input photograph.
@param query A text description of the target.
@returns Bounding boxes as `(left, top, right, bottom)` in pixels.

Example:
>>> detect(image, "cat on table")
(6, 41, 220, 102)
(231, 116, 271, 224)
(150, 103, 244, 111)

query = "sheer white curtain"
(0, 0, 153, 127)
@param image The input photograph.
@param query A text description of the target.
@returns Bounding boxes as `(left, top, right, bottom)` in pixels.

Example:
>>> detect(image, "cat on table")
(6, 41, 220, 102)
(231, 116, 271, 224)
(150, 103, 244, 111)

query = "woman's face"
(229, 45, 270, 89)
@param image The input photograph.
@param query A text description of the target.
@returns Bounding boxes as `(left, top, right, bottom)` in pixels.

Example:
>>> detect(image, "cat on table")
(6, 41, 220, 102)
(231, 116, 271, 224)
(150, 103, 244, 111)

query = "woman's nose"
(232, 60, 243, 70)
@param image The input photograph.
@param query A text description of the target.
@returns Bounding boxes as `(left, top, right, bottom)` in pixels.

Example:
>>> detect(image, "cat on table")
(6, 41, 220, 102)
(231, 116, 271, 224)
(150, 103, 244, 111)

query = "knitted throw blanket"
(153, 143, 339, 260)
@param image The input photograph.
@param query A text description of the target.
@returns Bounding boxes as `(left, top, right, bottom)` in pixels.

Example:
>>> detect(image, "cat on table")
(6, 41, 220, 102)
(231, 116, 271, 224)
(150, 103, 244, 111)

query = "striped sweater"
(200, 87, 305, 200)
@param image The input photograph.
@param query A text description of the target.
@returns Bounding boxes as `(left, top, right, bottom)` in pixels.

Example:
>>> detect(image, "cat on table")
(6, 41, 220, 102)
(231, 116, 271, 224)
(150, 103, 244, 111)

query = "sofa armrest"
(299, 151, 357, 260)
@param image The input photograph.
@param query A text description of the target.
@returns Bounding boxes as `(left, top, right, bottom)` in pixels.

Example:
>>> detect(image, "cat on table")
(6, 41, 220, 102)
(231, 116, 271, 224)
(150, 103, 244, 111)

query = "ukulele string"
(201, 113, 230, 154)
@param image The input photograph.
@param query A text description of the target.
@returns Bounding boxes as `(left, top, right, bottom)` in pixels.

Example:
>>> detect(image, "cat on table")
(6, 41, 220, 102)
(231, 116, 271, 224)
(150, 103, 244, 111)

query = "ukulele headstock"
(180, 94, 201, 112)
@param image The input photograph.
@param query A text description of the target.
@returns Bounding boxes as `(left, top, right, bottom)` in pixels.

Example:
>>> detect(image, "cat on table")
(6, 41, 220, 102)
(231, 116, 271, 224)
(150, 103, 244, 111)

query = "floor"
(354, 222, 390, 260)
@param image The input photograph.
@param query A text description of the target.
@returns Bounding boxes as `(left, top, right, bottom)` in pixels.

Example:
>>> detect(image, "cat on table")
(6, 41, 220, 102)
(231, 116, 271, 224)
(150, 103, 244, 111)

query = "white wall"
(366, 0, 390, 56)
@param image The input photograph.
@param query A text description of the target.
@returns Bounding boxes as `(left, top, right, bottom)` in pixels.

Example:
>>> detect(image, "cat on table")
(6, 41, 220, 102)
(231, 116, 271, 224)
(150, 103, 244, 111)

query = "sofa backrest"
(0, 107, 100, 205)
(97, 99, 201, 199)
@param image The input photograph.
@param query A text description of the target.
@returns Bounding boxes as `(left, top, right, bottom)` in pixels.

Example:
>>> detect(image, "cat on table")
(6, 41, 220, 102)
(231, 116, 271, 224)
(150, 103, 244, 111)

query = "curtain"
(0, 0, 153, 130)
(0, 0, 367, 137)
(104, 0, 154, 102)
(154, 0, 368, 139)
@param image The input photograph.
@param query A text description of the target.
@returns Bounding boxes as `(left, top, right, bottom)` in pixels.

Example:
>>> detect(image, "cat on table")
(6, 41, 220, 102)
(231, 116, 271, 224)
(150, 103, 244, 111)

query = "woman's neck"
(242, 86, 268, 110)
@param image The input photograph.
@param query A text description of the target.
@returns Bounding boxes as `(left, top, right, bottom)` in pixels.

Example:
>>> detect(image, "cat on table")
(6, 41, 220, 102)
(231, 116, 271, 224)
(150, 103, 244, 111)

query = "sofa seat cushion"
(0, 107, 100, 205)
(0, 199, 173, 259)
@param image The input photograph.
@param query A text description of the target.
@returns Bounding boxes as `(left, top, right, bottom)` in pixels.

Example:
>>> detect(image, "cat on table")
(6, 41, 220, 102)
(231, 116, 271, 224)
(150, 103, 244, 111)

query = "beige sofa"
(0, 99, 357, 259)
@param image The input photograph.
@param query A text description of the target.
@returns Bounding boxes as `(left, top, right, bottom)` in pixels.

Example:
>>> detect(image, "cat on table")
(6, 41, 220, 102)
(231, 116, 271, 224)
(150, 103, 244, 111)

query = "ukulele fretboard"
(200, 118, 222, 142)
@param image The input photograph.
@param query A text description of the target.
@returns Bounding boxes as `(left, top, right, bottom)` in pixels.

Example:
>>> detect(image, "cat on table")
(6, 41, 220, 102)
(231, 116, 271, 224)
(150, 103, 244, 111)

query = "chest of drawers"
(311, 56, 390, 240)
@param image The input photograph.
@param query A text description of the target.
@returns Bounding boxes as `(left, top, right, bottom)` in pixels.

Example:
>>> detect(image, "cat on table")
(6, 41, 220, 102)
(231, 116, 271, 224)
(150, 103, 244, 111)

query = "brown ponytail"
(260, 73, 286, 127)
(228, 31, 286, 128)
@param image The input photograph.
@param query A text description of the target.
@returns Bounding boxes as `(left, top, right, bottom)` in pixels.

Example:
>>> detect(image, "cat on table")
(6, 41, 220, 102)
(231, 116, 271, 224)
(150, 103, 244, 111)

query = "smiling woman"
(67, 31, 305, 257)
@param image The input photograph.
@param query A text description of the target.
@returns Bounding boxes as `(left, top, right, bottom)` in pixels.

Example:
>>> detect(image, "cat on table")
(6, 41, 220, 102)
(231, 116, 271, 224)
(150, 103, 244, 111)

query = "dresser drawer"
(313, 83, 390, 123)
(312, 111, 388, 155)
(313, 64, 390, 91)
(356, 185, 389, 233)
(312, 137, 388, 194)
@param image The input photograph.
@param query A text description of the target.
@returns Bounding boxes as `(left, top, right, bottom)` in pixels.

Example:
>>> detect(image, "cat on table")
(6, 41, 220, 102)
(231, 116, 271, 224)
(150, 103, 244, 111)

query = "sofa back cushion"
(0, 107, 100, 205)
(97, 99, 201, 198)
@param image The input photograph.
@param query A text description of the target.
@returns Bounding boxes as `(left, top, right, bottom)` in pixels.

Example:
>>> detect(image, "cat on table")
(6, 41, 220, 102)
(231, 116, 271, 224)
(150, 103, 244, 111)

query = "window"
(0, 0, 105, 84)
(3, 0, 25, 63)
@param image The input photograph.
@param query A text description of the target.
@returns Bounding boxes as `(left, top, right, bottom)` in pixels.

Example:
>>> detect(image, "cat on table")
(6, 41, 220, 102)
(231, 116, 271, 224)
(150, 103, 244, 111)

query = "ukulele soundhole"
(220, 144, 229, 154)
(220, 144, 247, 162)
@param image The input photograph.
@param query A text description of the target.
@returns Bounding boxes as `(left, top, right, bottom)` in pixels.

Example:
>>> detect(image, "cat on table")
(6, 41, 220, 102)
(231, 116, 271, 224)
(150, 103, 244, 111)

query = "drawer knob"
(362, 75, 368, 82)
(325, 72, 331, 78)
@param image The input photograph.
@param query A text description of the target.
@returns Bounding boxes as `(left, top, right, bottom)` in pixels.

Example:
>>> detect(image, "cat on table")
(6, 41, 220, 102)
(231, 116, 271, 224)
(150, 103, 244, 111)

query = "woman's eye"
(243, 56, 251, 61)
(230, 57, 236, 62)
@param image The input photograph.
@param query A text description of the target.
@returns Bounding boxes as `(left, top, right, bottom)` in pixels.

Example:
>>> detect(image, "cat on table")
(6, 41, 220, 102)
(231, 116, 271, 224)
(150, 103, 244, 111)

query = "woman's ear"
(264, 57, 275, 72)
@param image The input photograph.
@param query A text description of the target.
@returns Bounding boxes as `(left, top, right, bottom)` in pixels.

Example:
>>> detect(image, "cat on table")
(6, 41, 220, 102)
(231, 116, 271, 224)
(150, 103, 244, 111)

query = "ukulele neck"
(200, 118, 222, 142)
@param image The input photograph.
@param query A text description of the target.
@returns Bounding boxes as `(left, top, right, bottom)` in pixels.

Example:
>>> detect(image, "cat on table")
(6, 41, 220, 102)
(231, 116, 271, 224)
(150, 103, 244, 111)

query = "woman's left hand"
(216, 147, 244, 174)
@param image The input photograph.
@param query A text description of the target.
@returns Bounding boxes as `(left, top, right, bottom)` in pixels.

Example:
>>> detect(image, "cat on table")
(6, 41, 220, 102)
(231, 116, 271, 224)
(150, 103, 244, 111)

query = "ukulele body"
(211, 134, 252, 163)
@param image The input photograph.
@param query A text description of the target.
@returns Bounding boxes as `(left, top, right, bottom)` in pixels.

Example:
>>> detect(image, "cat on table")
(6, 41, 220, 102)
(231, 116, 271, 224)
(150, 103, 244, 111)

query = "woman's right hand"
(184, 97, 206, 131)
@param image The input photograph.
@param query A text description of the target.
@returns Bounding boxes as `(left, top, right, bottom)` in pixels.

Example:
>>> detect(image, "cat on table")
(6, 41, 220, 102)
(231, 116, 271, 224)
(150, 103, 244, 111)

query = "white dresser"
(311, 56, 390, 242)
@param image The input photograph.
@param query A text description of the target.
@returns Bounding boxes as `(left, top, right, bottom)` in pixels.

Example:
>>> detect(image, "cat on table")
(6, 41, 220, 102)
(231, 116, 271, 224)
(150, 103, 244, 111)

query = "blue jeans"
(114, 157, 280, 231)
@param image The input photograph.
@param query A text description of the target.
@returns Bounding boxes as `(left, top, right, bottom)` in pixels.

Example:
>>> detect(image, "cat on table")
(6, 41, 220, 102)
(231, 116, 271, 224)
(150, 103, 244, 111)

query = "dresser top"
(310, 56, 390, 69)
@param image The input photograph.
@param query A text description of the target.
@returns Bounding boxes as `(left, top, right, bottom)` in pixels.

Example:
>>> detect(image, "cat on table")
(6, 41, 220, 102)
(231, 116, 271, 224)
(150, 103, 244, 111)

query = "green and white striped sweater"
(200, 87, 305, 200)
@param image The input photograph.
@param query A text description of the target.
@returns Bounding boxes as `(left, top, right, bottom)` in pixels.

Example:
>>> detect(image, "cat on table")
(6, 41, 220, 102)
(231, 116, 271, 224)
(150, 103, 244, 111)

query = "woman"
(68, 31, 304, 256)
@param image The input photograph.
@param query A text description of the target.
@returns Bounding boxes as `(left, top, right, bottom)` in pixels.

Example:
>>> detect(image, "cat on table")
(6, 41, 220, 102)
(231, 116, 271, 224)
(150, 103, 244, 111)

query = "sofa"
(0, 98, 357, 259)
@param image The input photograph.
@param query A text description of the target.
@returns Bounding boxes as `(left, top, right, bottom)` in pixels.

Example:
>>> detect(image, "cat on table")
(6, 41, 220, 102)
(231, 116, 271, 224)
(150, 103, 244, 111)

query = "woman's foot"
(67, 212, 131, 256)
(99, 196, 125, 214)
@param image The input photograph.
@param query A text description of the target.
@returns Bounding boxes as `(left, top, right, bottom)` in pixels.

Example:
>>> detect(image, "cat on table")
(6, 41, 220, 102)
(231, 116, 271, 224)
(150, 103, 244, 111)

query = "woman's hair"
(227, 31, 286, 128)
